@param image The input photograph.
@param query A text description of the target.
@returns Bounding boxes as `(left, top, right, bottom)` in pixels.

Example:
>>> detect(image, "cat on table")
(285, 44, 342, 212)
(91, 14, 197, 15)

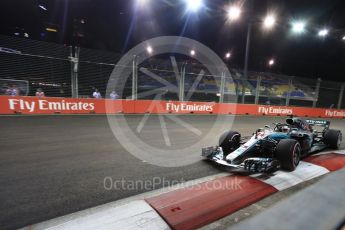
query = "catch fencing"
(0, 35, 344, 109)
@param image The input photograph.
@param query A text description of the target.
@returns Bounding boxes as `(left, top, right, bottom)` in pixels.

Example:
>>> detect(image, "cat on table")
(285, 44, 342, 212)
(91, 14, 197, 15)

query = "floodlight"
(46, 28, 58, 33)
(146, 46, 153, 54)
(318, 29, 329, 37)
(185, 0, 203, 12)
(263, 15, 276, 29)
(227, 6, 241, 21)
(38, 5, 47, 11)
(292, 21, 306, 34)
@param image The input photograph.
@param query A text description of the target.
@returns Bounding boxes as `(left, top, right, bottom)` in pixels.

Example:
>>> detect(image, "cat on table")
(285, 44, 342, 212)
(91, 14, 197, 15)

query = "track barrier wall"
(1, 96, 345, 118)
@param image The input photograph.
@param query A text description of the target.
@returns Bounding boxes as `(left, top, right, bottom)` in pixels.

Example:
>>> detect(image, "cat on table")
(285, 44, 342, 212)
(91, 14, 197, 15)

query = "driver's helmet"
(281, 125, 290, 133)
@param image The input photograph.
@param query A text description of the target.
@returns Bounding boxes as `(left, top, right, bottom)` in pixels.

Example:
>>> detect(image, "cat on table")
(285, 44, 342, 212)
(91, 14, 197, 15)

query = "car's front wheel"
(324, 129, 342, 149)
(276, 139, 301, 171)
(219, 131, 241, 155)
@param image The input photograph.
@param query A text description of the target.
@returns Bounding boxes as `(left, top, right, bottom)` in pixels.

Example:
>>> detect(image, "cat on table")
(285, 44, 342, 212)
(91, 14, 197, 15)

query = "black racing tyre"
(219, 131, 241, 155)
(324, 129, 342, 149)
(276, 139, 301, 171)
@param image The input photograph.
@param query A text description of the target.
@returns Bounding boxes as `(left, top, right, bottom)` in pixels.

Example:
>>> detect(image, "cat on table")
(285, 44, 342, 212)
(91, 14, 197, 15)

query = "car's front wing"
(202, 146, 279, 172)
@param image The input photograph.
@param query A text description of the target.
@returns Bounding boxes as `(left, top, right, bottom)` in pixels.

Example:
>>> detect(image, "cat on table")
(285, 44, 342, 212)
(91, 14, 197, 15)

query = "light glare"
(318, 29, 329, 37)
(227, 6, 241, 21)
(190, 50, 195, 56)
(292, 21, 306, 33)
(38, 5, 47, 11)
(185, 0, 203, 12)
(147, 46, 153, 54)
(263, 15, 276, 29)
(136, 0, 149, 6)
(225, 52, 231, 59)
(46, 28, 58, 33)
(269, 59, 275, 66)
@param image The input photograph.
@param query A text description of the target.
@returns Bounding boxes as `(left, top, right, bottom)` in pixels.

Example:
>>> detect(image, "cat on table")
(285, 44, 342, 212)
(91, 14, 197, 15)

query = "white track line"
(23, 200, 169, 230)
(251, 150, 345, 191)
(251, 161, 329, 191)
(23, 173, 229, 230)
(312, 149, 345, 156)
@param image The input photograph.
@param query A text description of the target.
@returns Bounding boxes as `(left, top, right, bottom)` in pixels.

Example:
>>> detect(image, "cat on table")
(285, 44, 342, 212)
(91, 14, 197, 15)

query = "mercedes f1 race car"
(202, 117, 342, 173)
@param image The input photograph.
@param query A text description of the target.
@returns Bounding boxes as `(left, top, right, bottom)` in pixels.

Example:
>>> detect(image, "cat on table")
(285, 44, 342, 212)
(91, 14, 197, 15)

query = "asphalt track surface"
(1, 115, 345, 229)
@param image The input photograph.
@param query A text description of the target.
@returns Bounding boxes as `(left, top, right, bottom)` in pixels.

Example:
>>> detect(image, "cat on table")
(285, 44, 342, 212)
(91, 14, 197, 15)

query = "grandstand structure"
(0, 34, 344, 109)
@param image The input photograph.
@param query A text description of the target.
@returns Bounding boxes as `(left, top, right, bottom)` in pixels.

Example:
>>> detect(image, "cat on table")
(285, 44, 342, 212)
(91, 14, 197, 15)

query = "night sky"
(1, 0, 345, 81)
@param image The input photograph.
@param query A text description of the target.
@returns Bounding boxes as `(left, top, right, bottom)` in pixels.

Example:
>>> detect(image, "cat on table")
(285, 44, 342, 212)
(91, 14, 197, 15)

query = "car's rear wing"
(305, 119, 330, 128)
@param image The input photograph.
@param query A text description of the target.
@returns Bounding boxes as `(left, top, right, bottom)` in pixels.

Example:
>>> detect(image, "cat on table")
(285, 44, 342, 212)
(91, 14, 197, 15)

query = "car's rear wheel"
(276, 139, 301, 171)
(324, 129, 342, 149)
(219, 131, 241, 155)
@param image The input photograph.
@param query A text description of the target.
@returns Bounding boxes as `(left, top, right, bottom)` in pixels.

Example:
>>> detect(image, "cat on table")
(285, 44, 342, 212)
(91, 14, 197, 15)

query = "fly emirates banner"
(0, 96, 345, 118)
(1, 96, 101, 114)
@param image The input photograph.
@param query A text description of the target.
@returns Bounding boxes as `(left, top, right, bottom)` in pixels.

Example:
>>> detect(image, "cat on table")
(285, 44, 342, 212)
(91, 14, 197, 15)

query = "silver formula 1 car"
(202, 117, 342, 172)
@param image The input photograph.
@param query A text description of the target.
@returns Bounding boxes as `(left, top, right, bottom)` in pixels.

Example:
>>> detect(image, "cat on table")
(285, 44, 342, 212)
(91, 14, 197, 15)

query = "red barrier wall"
(1, 96, 345, 118)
